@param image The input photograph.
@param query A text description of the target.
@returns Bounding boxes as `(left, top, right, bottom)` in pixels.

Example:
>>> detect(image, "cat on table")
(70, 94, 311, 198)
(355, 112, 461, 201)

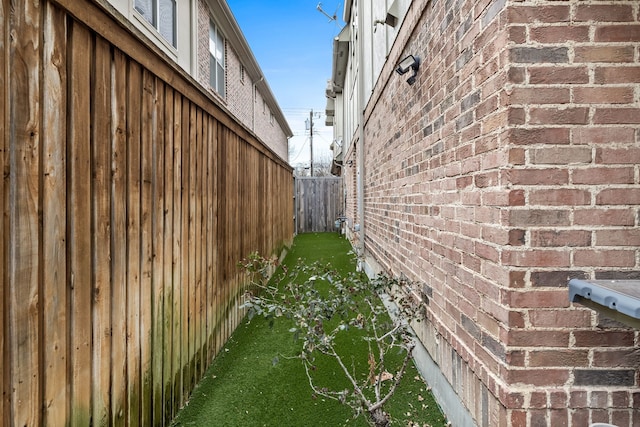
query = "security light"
(395, 55, 420, 85)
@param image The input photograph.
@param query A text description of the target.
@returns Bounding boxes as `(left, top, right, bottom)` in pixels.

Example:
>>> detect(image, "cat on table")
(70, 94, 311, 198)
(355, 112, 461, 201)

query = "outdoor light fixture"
(395, 55, 420, 85)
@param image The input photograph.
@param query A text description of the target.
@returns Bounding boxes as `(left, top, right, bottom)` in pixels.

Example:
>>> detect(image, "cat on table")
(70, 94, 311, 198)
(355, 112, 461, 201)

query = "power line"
(281, 108, 327, 114)
(290, 137, 309, 163)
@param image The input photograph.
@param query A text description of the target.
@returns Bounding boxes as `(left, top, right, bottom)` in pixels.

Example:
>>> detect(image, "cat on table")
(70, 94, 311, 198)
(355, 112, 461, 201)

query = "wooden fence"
(1, 0, 294, 425)
(295, 177, 343, 233)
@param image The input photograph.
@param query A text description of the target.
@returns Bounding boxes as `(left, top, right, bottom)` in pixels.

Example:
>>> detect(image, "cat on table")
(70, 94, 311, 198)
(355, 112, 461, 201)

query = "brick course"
(356, 0, 640, 425)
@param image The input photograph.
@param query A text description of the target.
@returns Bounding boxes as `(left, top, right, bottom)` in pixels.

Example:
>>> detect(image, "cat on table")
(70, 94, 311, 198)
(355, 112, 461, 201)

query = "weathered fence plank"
(9, 0, 41, 424)
(162, 84, 175, 423)
(126, 59, 142, 427)
(92, 34, 113, 427)
(170, 89, 183, 419)
(151, 77, 166, 427)
(0, 0, 5, 420)
(179, 95, 190, 410)
(68, 20, 93, 426)
(194, 107, 203, 382)
(139, 68, 154, 427)
(111, 47, 128, 427)
(204, 115, 215, 365)
(295, 177, 343, 233)
(187, 100, 197, 395)
(42, 3, 68, 425)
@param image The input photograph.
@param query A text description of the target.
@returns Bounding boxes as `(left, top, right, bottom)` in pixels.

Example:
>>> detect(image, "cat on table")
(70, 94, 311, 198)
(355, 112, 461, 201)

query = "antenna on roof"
(316, 2, 337, 22)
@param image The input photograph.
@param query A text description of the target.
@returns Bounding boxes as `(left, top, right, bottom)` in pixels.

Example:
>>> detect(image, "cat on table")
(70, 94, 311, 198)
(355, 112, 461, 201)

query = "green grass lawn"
(171, 233, 447, 427)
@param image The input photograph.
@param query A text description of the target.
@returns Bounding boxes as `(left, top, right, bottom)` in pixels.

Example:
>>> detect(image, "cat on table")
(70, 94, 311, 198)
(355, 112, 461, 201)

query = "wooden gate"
(295, 177, 343, 233)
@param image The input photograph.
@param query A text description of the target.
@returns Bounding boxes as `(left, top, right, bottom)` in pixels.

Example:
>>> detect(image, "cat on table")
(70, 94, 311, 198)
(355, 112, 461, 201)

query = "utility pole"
(309, 109, 314, 177)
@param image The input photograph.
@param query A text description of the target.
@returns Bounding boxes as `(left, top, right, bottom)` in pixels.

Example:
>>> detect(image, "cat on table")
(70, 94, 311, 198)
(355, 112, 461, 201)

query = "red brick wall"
(359, 0, 639, 425)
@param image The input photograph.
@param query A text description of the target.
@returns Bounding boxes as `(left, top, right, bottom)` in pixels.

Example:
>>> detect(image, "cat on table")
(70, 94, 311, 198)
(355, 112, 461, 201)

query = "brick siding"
(358, 0, 639, 425)
(195, 0, 289, 161)
(225, 45, 253, 127)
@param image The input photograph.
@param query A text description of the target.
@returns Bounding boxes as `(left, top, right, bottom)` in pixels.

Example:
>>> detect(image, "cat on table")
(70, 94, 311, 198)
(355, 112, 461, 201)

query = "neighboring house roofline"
(207, 0, 293, 138)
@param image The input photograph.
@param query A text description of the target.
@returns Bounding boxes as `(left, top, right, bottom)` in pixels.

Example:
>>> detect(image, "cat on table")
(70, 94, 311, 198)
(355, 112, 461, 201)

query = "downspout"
(356, 0, 366, 268)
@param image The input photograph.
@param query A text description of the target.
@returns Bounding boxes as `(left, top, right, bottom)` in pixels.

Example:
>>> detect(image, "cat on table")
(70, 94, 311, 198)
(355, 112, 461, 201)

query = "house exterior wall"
(193, 0, 290, 161)
(195, 0, 290, 161)
(334, 0, 640, 425)
(250, 85, 291, 161)
(105, 0, 196, 72)
(225, 45, 254, 129)
(196, 0, 210, 91)
(105, 0, 291, 162)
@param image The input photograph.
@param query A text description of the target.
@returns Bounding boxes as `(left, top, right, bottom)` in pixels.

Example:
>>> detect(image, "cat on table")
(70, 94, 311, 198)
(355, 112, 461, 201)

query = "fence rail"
(1, 0, 293, 425)
(295, 177, 343, 233)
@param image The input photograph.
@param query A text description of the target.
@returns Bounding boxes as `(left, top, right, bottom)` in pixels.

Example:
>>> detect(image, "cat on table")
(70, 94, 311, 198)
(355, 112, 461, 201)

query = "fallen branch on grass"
(240, 253, 427, 427)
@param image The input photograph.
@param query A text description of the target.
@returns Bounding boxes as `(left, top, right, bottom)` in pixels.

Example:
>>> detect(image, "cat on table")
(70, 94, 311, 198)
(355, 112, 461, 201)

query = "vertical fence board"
(206, 116, 215, 362)
(151, 78, 165, 427)
(216, 127, 226, 352)
(204, 114, 212, 369)
(224, 131, 233, 344)
(180, 97, 191, 403)
(162, 85, 174, 423)
(201, 114, 210, 367)
(194, 107, 202, 380)
(237, 141, 244, 323)
(8, 0, 41, 424)
(266, 164, 273, 250)
(232, 136, 240, 333)
(110, 48, 128, 427)
(139, 69, 154, 427)
(201, 114, 208, 366)
(126, 60, 142, 427)
(186, 102, 196, 394)
(0, 0, 6, 420)
(42, 3, 68, 425)
(68, 21, 93, 426)
(211, 121, 221, 358)
(91, 35, 113, 427)
(172, 92, 183, 416)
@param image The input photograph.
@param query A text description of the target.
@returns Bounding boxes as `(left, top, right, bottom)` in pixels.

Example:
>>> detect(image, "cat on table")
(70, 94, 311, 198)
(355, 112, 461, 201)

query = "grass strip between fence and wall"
(171, 233, 448, 427)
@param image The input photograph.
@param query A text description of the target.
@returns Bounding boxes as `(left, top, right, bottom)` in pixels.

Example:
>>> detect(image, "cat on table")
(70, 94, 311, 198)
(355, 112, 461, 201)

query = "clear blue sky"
(226, 0, 345, 167)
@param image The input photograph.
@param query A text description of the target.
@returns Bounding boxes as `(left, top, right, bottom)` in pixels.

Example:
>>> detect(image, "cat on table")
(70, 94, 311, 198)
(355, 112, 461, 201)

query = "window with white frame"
(135, 0, 176, 47)
(209, 19, 226, 97)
